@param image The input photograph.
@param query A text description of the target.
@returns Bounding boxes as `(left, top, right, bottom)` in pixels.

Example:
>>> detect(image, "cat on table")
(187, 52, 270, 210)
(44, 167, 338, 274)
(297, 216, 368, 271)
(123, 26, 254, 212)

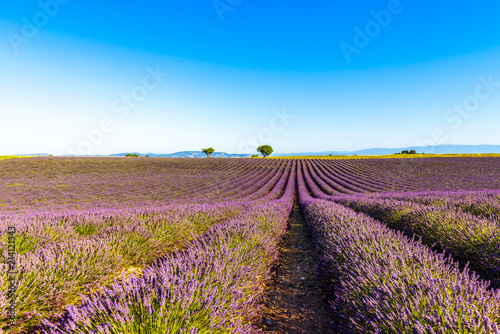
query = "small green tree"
(257, 145, 273, 158)
(401, 150, 410, 154)
(251, 154, 259, 158)
(409, 149, 417, 154)
(202, 147, 215, 158)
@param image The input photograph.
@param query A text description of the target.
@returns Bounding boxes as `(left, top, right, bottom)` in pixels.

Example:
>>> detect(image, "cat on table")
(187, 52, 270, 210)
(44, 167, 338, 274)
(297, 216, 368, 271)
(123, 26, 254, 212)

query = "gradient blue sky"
(1, 0, 499, 155)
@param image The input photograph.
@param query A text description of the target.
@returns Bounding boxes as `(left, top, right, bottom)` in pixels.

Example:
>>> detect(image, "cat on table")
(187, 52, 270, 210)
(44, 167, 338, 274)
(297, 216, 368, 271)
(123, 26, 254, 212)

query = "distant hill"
(106, 145, 500, 157)
(275, 145, 500, 156)
(109, 151, 251, 158)
(14, 145, 500, 158)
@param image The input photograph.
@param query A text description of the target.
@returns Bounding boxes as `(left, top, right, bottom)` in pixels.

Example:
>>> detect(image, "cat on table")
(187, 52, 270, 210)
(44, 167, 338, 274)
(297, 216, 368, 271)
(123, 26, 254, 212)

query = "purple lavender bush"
(39, 164, 296, 334)
(301, 201, 500, 332)
(297, 162, 500, 333)
(334, 195, 500, 286)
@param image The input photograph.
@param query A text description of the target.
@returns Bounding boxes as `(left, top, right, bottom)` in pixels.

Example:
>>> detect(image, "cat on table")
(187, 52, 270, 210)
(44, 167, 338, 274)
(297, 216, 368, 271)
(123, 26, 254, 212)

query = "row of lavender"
(297, 164, 500, 332)
(301, 158, 500, 282)
(40, 163, 296, 333)
(324, 157, 500, 191)
(3, 157, 500, 212)
(2, 156, 500, 332)
(0, 162, 294, 332)
(0, 158, 287, 212)
(333, 193, 500, 287)
(1, 203, 245, 333)
(300, 158, 500, 217)
(360, 190, 500, 220)
(301, 158, 500, 195)
(6, 158, 288, 217)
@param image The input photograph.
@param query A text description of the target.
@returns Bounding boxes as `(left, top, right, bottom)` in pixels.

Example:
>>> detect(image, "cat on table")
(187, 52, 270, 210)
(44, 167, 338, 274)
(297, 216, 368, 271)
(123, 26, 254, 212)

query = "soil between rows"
(257, 198, 336, 333)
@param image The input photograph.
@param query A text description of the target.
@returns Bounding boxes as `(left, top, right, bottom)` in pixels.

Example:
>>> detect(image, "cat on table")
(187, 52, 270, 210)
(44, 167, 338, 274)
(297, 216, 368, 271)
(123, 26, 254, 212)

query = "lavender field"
(2, 156, 500, 333)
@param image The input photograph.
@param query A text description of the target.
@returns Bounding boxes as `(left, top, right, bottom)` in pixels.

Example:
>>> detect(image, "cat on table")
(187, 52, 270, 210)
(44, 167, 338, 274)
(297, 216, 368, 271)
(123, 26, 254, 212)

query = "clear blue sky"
(1, 0, 499, 155)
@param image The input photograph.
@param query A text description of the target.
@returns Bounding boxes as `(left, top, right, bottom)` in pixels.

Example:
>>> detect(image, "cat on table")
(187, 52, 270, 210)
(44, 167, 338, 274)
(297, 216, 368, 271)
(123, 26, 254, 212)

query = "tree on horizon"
(202, 147, 215, 158)
(257, 145, 273, 158)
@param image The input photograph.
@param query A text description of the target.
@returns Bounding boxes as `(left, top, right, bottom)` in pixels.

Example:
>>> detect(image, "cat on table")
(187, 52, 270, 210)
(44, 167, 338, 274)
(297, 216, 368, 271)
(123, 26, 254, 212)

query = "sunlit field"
(2, 157, 500, 333)
(4, 0, 500, 332)
(0, 156, 33, 161)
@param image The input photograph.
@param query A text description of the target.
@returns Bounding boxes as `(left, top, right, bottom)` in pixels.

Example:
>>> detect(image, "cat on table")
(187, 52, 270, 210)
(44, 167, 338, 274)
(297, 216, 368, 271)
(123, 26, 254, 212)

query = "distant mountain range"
(14, 145, 500, 158)
(107, 145, 500, 157)
(108, 151, 250, 158)
(275, 145, 500, 156)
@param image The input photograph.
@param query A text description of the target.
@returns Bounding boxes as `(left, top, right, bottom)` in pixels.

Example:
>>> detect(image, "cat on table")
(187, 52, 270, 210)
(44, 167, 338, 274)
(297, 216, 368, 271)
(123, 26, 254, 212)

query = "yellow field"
(0, 155, 35, 161)
(267, 153, 500, 160)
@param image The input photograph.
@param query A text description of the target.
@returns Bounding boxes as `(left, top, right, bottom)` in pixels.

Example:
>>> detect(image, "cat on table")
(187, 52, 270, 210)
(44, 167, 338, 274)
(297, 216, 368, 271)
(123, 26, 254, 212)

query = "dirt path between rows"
(257, 197, 336, 333)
